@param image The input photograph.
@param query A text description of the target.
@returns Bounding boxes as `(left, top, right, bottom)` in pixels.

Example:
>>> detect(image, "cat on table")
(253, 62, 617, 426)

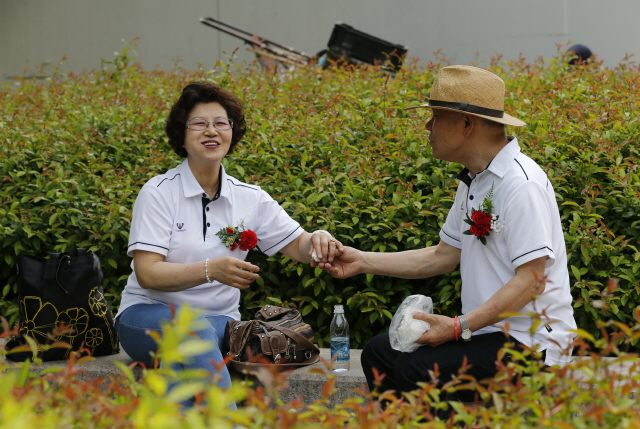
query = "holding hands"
(308, 230, 346, 267)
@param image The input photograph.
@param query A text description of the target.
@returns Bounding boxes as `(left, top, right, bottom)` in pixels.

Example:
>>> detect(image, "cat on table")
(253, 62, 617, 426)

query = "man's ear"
(462, 114, 476, 138)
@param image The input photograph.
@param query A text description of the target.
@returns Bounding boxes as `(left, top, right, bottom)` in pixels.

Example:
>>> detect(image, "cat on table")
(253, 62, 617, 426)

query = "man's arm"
(414, 256, 547, 346)
(319, 240, 461, 279)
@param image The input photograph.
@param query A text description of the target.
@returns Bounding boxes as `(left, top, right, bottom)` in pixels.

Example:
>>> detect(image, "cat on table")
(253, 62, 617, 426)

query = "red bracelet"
(454, 316, 459, 341)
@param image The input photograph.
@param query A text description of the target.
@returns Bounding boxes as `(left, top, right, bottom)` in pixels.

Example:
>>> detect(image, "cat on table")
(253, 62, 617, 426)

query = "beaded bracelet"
(204, 258, 214, 283)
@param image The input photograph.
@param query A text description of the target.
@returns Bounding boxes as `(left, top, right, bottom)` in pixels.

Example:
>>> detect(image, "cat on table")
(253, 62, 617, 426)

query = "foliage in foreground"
(2, 305, 640, 428)
(1, 44, 639, 349)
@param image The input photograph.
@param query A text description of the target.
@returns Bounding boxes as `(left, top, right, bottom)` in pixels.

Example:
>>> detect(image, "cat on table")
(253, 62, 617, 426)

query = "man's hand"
(316, 246, 363, 279)
(413, 312, 456, 347)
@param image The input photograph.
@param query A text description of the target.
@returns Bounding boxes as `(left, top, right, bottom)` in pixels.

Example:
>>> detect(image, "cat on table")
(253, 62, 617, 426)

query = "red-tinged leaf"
(6, 345, 32, 353)
(498, 311, 524, 319)
(1, 316, 10, 334)
(322, 377, 335, 397)
(612, 321, 632, 336)
(49, 341, 73, 349)
(307, 367, 328, 377)
(145, 330, 161, 342)
(76, 355, 96, 365)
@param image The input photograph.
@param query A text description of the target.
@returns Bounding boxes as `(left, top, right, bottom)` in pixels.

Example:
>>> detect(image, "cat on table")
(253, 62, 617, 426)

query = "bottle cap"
(334, 305, 344, 313)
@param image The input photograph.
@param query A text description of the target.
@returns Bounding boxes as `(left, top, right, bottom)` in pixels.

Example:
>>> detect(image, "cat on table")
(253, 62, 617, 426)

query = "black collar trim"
(456, 168, 472, 187)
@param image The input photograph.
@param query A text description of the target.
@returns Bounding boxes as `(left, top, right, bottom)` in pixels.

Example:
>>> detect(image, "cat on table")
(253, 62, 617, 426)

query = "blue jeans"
(116, 303, 236, 409)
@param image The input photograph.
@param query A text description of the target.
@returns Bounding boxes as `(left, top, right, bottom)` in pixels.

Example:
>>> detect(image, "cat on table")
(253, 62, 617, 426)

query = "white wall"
(1, 0, 639, 82)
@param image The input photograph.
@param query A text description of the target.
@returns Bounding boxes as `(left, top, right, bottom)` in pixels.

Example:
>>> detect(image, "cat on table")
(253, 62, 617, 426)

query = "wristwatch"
(458, 315, 472, 341)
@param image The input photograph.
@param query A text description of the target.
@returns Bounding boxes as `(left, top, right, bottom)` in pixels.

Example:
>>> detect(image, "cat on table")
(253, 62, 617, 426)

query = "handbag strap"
(54, 255, 71, 295)
(257, 320, 319, 354)
(229, 319, 320, 373)
(228, 320, 256, 358)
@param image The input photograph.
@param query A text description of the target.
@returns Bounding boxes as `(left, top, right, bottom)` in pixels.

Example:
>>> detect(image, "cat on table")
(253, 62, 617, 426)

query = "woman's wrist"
(204, 258, 214, 283)
(311, 230, 333, 240)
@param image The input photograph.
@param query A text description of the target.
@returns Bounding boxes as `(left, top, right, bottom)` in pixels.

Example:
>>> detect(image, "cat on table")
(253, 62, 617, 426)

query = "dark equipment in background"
(199, 17, 408, 71)
(322, 23, 408, 71)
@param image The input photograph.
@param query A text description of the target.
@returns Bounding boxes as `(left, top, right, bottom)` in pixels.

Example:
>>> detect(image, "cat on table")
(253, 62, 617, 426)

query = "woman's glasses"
(186, 117, 233, 131)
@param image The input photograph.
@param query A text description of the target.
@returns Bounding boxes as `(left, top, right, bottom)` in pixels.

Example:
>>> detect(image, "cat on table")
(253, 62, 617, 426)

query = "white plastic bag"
(389, 295, 433, 353)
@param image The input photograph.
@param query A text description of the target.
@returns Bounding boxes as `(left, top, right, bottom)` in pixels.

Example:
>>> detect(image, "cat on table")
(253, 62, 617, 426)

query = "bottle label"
(331, 337, 350, 362)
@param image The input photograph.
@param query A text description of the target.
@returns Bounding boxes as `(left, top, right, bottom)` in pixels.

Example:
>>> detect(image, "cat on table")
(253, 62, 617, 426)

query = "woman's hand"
(209, 256, 260, 290)
(308, 231, 345, 265)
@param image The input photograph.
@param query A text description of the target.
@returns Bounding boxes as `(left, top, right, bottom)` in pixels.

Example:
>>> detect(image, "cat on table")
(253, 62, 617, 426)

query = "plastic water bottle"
(330, 304, 350, 372)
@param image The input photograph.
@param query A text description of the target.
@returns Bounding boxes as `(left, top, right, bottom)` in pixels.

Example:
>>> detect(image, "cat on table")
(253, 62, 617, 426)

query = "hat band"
(428, 99, 504, 118)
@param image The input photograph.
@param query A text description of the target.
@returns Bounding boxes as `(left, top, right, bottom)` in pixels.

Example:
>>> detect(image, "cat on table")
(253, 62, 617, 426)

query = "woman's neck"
(188, 157, 221, 198)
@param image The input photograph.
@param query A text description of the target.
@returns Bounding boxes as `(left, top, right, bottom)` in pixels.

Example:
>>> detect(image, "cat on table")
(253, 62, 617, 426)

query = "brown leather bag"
(222, 305, 320, 373)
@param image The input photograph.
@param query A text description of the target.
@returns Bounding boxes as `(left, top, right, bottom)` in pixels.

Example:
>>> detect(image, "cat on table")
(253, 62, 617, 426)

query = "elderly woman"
(116, 82, 342, 406)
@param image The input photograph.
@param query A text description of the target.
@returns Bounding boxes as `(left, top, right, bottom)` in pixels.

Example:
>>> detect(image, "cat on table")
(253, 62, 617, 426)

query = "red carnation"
(239, 229, 258, 251)
(226, 227, 234, 234)
(469, 211, 493, 237)
(229, 242, 238, 251)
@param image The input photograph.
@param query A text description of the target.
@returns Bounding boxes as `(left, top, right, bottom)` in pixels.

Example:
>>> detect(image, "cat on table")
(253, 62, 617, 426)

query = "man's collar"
(485, 136, 520, 179)
(179, 159, 227, 198)
(456, 136, 520, 185)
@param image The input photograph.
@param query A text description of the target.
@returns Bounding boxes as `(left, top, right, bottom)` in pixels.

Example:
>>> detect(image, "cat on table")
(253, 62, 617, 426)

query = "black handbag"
(5, 248, 119, 361)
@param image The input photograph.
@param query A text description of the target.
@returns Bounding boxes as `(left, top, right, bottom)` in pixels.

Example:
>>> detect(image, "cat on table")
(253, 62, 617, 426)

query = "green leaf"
(17, 359, 31, 388)
(571, 265, 581, 282)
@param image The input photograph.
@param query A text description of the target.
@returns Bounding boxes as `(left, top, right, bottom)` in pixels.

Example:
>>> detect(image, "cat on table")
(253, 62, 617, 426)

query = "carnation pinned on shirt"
(216, 217, 259, 251)
(463, 182, 504, 245)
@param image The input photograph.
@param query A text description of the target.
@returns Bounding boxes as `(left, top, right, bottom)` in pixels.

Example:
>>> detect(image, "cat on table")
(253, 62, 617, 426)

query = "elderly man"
(318, 65, 576, 400)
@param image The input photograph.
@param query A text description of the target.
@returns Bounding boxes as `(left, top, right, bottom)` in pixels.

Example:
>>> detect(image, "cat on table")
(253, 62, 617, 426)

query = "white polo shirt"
(439, 137, 576, 366)
(118, 159, 303, 320)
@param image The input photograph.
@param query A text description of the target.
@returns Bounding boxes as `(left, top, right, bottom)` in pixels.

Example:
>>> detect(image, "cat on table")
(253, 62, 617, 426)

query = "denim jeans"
(116, 303, 236, 409)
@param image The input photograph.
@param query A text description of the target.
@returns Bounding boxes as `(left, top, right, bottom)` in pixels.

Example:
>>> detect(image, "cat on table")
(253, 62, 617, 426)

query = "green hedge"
(1, 46, 639, 349)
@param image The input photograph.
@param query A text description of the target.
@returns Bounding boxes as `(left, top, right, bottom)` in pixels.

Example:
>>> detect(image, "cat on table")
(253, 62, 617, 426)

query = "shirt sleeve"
(439, 189, 463, 249)
(127, 184, 173, 257)
(502, 181, 556, 270)
(253, 190, 303, 256)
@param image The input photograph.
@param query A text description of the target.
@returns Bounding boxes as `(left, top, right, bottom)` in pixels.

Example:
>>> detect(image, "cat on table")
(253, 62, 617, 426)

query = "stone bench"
(1, 343, 367, 407)
(2, 343, 637, 407)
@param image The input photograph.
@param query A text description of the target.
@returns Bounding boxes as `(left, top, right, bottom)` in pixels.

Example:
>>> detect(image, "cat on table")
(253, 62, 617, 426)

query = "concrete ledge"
(2, 343, 637, 407)
(237, 348, 369, 407)
(1, 344, 367, 406)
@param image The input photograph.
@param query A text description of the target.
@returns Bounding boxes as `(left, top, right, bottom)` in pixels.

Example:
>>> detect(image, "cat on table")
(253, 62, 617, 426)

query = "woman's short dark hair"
(165, 82, 247, 157)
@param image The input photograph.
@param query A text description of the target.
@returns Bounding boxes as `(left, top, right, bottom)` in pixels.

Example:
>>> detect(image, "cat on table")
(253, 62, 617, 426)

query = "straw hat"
(408, 65, 526, 127)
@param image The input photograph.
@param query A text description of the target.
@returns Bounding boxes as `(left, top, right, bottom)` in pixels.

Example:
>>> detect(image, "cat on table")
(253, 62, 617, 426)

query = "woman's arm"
(279, 231, 345, 264)
(133, 250, 260, 291)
